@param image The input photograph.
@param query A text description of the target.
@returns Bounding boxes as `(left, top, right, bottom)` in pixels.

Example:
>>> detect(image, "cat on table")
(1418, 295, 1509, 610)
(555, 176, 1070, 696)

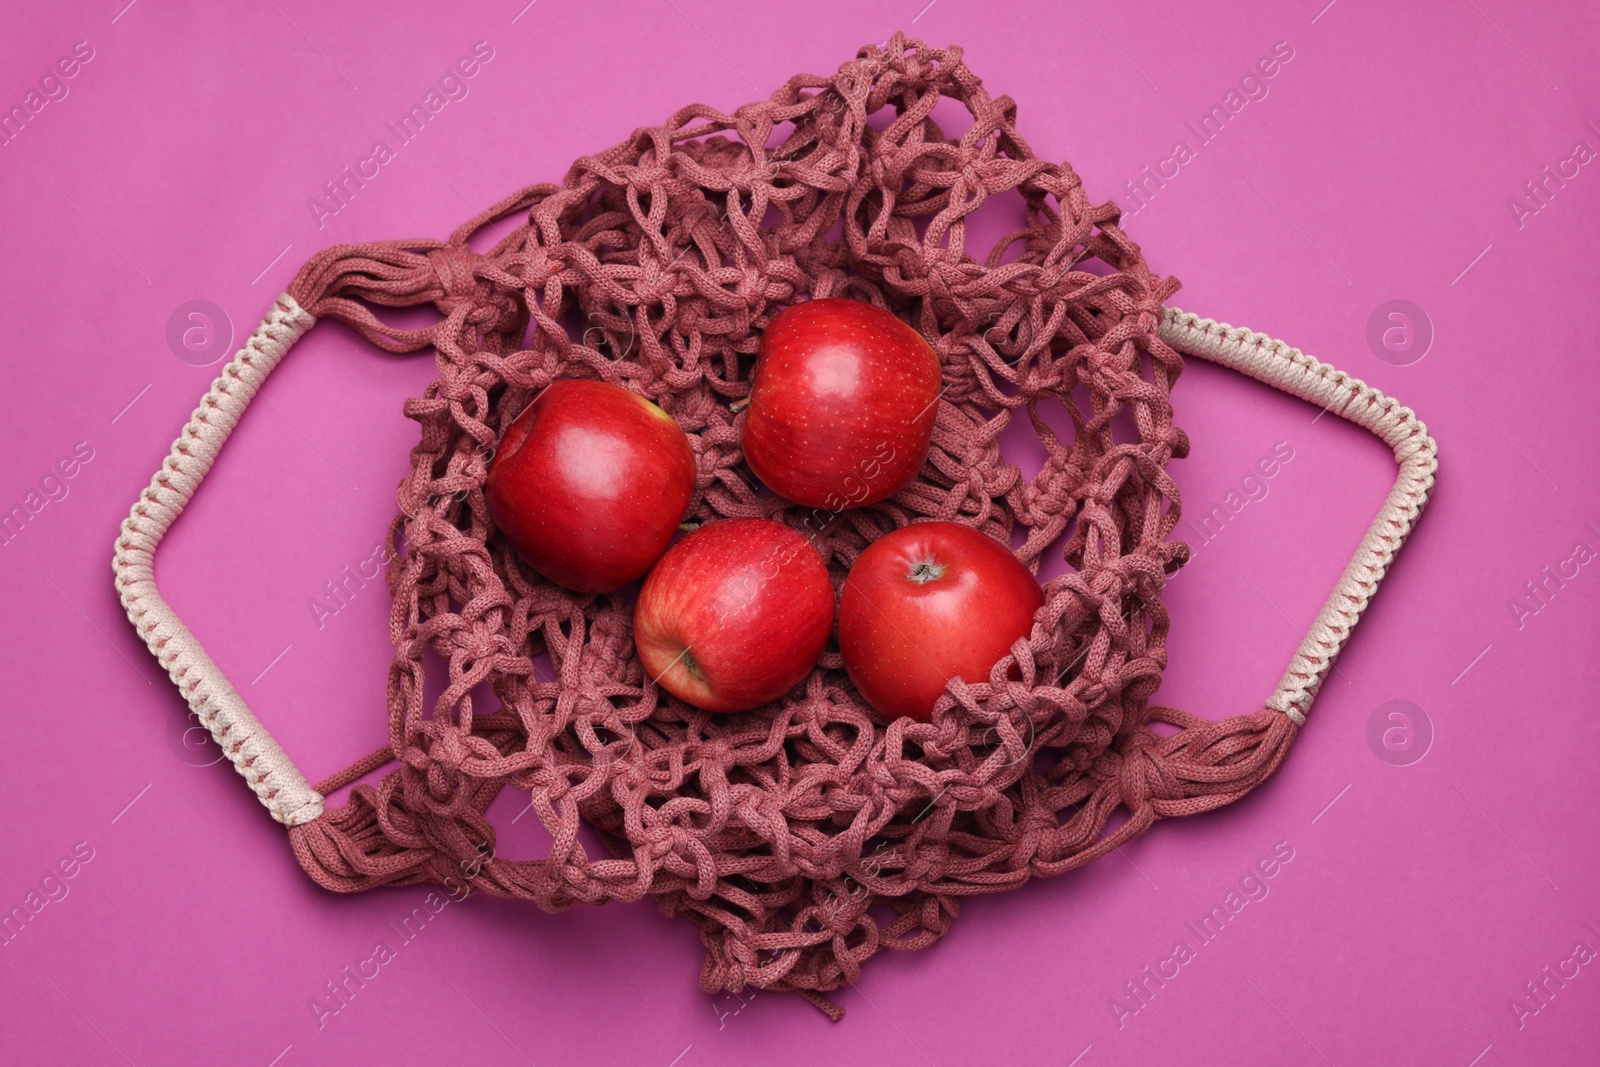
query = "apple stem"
(908, 559, 945, 584)
(729, 397, 751, 413)
(678, 522, 701, 532)
(681, 649, 703, 681)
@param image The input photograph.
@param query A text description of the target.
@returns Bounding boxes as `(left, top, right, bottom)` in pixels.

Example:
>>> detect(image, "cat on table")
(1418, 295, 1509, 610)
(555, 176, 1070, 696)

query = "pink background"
(3, 1, 1599, 1064)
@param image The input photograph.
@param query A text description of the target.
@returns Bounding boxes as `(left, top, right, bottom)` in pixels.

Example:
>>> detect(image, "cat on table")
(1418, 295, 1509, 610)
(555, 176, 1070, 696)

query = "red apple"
(839, 521, 1044, 722)
(742, 298, 942, 510)
(486, 379, 695, 594)
(634, 517, 835, 712)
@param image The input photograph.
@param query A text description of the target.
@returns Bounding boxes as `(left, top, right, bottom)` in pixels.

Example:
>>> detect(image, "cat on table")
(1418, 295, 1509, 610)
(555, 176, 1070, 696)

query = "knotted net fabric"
(283, 34, 1297, 1010)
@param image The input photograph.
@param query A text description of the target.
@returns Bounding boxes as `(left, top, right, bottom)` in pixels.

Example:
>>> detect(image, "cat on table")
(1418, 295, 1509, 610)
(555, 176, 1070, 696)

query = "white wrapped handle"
(113, 295, 324, 825)
(1158, 308, 1439, 724)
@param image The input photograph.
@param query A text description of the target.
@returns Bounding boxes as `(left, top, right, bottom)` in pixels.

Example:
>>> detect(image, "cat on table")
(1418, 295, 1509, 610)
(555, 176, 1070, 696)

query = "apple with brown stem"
(840, 521, 1044, 722)
(634, 517, 835, 712)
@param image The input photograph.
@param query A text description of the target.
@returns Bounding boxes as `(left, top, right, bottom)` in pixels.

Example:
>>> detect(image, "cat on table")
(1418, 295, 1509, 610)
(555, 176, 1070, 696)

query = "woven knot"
(1173, 419, 1197, 456)
(431, 727, 473, 773)
(429, 245, 480, 303)
(903, 842, 949, 884)
(517, 246, 565, 290)
(924, 259, 966, 303)
(695, 739, 733, 764)
(1114, 732, 1180, 807)
(957, 160, 990, 199)
(428, 245, 519, 333)
(1018, 808, 1057, 837)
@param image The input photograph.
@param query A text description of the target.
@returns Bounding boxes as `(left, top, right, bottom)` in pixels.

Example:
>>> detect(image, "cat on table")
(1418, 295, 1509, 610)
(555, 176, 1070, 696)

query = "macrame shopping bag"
(113, 35, 1436, 1017)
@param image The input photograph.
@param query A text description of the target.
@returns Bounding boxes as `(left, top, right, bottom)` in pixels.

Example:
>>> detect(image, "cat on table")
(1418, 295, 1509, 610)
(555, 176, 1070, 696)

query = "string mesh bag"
(113, 33, 1438, 1019)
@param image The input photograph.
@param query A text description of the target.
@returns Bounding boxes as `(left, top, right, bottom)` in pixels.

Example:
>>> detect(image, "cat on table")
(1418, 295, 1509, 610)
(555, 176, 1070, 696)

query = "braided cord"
(1159, 309, 1439, 723)
(112, 295, 324, 826)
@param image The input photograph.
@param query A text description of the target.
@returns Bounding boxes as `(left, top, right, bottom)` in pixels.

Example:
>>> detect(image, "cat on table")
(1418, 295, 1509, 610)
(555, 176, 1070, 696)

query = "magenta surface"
(3, 3, 1598, 1065)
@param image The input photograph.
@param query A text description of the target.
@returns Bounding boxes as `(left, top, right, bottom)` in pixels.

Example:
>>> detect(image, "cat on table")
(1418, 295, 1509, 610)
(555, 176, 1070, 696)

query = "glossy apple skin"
(840, 521, 1045, 722)
(743, 298, 942, 510)
(634, 517, 835, 713)
(485, 379, 695, 595)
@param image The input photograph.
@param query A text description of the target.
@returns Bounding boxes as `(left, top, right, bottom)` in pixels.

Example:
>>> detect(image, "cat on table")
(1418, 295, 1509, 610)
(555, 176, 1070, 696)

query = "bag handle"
(1156, 309, 1439, 724)
(113, 295, 323, 826)
(112, 299, 1436, 826)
